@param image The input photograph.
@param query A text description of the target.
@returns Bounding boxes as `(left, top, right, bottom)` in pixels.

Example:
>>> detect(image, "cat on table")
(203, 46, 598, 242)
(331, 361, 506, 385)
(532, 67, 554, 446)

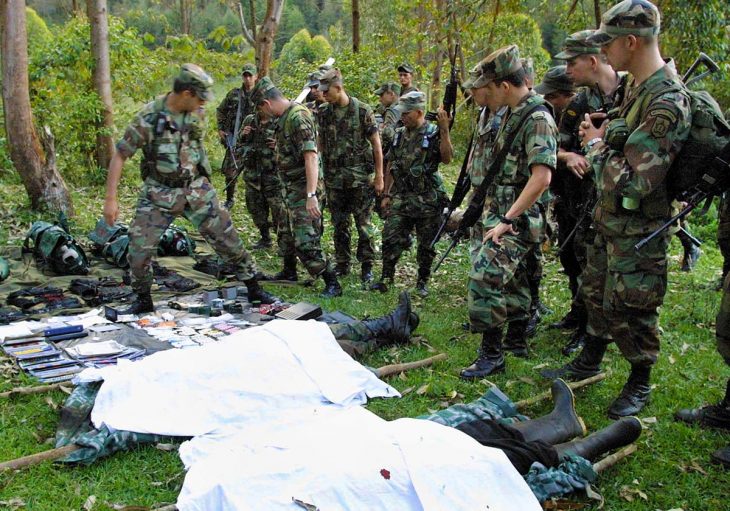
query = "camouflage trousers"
(128, 177, 255, 294)
(715, 273, 730, 365)
(329, 321, 378, 359)
(468, 233, 533, 332)
(582, 230, 669, 365)
(326, 185, 376, 267)
(282, 178, 331, 277)
(244, 179, 294, 256)
(525, 242, 543, 304)
(381, 208, 440, 279)
(718, 195, 730, 279)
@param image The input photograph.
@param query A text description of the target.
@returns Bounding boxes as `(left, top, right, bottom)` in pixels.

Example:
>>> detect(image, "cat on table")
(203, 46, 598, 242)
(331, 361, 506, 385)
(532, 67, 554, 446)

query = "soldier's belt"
(148, 172, 199, 188)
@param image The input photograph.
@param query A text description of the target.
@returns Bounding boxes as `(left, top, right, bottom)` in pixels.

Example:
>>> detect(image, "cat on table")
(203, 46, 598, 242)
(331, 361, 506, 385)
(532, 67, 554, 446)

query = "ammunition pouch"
(605, 117, 629, 152)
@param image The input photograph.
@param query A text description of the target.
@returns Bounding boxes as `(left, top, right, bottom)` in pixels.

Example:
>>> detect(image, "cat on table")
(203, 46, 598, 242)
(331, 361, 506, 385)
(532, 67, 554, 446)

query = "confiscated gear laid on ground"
(7, 286, 83, 313)
(25, 221, 90, 275)
(69, 278, 136, 306)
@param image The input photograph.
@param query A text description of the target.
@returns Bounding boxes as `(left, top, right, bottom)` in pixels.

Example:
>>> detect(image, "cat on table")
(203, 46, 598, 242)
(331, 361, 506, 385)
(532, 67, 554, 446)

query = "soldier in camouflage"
(216, 63, 258, 213)
(371, 91, 453, 297)
(249, 76, 342, 297)
(397, 63, 419, 97)
(548, 30, 626, 356)
(237, 109, 298, 280)
(459, 45, 557, 380)
(304, 72, 326, 115)
(374, 82, 402, 152)
(542, 0, 692, 419)
(317, 68, 385, 282)
(103, 64, 277, 313)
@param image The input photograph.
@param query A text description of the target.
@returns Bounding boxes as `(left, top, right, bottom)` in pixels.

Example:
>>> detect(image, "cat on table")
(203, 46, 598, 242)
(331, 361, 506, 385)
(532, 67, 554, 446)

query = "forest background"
(0, 1, 729, 510)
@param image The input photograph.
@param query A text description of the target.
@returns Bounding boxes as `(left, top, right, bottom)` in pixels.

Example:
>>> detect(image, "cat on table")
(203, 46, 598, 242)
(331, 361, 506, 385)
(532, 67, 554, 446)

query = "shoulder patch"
(566, 110, 577, 118)
(646, 107, 678, 138)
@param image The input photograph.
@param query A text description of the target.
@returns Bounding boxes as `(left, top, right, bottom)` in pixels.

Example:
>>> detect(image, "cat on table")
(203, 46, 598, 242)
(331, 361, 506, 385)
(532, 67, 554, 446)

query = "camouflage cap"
(176, 63, 214, 101)
(397, 63, 414, 74)
(463, 45, 523, 89)
(306, 72, 320, 88)
(534, 65, 575, 95)
(250, 75, 278, 105)
(521, 57, 535, 85)
(395, 91, 426, 113)
(374, 82, 401, 95)
(554, 30, 602, 59)
(588, 0, 661, 46)
(318, 68, 343, 92)
(242, 63, 257, 76)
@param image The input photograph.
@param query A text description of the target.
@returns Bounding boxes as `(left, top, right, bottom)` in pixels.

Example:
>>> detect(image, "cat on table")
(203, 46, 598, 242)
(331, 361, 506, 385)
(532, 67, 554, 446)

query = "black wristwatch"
(499, 215, 514, 225)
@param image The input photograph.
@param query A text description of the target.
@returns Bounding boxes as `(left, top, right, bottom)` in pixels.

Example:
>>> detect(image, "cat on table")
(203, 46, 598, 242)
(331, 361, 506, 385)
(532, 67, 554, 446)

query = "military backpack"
(25, 221, 90, 276)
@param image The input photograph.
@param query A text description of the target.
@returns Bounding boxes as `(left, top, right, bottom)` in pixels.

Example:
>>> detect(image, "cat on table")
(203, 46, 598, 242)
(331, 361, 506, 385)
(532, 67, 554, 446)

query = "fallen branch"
(593, 444, 637, 473)
(375, 353, 448, 378)
(515, 373, 607, 410)
(0, 444, 81, 472)
(0, 382, 72, 399)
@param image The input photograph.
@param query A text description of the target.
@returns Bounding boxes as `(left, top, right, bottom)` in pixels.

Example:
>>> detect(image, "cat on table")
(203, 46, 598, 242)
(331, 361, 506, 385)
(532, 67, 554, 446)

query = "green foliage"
(26, 7, 53, 55)
(275, 29, 333, 79)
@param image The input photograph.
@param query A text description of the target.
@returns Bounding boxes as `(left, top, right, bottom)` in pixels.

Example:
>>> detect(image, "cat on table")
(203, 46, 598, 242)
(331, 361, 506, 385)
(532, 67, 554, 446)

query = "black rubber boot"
(244, 279, 279, 304)
(224, 179, 236, 210)
(711, 445, 730, 469)
(540, 334, 608, 380)
(122, 292, 154, 315)
(608, 365, 652, 419)
(675, 379, 730, 430)
(511, 379, 587, 443)
(252, 230, 272, 250)
(525, 308, 541, 338)
(265, 254, 298, 282)
(460, 329, 506, 380)
(561, 329, 586, 357)
(361, 263, 374, 284)
(550, 308, 581, 330)
(362, 291, 419, 343)
(503, 320, 529, 358)
(554, 416, 642, 462)
(320, 269, 343, 298)
(370, 266, 394, 293)
(415, 269, 430, 297)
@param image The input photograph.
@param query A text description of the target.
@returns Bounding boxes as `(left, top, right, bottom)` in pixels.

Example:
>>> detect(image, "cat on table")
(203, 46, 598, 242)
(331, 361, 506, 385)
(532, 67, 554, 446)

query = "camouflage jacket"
(275, 102, 320, 184)
(388, 121, 447, 215)
(116, 94, 210, 184)
(588, 64, 691, 236)
(482, 92, 558, 243)
(380, 104, 401, 156)
(400, 85, 419, 97)
(468, 106, 508, 189)
(317, 96, 379, 188)
(216, 86, 255, 135)
(236, 113, 281, 189)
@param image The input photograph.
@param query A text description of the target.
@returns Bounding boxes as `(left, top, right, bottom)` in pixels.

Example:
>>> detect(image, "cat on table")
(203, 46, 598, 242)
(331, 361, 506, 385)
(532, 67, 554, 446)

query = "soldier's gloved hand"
(103, 197, 119, 227)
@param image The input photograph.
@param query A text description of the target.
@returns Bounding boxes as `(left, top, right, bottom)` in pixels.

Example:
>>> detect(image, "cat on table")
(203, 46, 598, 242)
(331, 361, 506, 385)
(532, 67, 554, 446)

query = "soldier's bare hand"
(381, 196, 391, 216)
(242, 126, 253, 136)
(103, 197, 119, 227)
(484, 222, 518, 246)
(579, 113, 607, 146)
(373, 175, 385, 194)
(266, 137, 276, 149)
(564, 152, 589, 179)
(218, 130, 227, 140)
(306, 196, 321, 219)
(436, 107, 450, 131)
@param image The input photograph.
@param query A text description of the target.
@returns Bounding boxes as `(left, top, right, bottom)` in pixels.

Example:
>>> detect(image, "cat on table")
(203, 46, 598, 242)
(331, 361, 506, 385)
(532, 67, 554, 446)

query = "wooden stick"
(593, 444, 637, 473)
(0, 444, 81, 472)
(375, 353, 448, 378)
(0, 382, 72, 399)
(515, 373, 607, 410)
(152, 506, 177, 511)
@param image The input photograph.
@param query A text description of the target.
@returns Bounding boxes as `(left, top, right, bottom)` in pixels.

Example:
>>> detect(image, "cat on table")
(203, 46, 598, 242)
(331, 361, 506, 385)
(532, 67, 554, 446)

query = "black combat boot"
(460, 329, 506, 380)
(561, 329, 586, 356)
(511, 379, 587, 443)
(244, 279, 279, 304)
(675, 379, 730, 430)
(549, 308, 581, 330)
(540, 334, 608, 380)
(711, 445, 730, 469)
(681, 244, 701, 272)
(370, 266, 395, 293)
(320, 269, 343, 298)
(223, 179, 236, 210)
(607, 364, 652, 419)
(265, 254, 298, 282)
(122, 292, 154, 315)
(414, 268, 430, 297)
(503, 319, 529, 358)
(525, 308, 540, 338)
(252, 230, 272, 250)
(362, 291, 419, 343)
(360, 263, 374, 284)
(335, 262, 350, 277)
(554, 416, 642, 461)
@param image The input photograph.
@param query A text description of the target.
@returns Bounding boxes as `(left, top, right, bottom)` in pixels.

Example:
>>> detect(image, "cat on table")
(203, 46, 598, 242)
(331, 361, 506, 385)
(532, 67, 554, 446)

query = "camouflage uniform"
(317, 71, 379, 273)
(236, 113, 294, 258)
(216, 64, 256, 202)
(118, 69, 256, 296)
(397, 63, 419, 97)
(719, 194, 730, 280)
(380, 92, 448, 286)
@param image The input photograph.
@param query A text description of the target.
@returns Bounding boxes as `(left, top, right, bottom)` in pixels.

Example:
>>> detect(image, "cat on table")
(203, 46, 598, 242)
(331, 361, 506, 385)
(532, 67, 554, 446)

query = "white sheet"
(80, 320, 540, 510)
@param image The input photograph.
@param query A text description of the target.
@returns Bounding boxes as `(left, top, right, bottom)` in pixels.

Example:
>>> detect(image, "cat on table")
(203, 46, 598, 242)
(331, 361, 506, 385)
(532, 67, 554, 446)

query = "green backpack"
(157, 224, 196, 257)
(88, 218, 130, 269)
(25, 221, 90, 276)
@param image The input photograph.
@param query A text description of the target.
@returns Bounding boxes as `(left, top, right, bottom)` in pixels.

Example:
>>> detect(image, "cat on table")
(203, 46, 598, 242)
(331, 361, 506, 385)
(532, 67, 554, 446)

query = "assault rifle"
(426, 43, 460, 129)
(222, 134, 243, 194)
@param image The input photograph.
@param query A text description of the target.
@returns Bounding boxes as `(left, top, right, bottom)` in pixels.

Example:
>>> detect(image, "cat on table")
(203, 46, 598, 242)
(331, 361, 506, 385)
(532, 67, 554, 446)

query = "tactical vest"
(88, 218, 130, 269)
(140, 95, 211, 187)
(390, 123, 444, 196)
(318, 97, 374, 173)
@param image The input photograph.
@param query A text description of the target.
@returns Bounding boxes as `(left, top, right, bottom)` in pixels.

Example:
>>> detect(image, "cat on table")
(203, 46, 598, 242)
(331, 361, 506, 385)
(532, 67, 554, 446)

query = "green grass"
(1, 160, 729, 510)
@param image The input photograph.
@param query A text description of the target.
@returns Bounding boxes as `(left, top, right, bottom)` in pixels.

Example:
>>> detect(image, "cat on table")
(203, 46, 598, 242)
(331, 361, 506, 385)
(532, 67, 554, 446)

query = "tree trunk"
(352, 0, 360, 53)
(180, 0, 192, 35)
(430, 48, 444, 110)
(255, 0, 284, 77)
(0, 0, 73, 214)
(594, 0, 602, 28)
(87, 0, 115, 170)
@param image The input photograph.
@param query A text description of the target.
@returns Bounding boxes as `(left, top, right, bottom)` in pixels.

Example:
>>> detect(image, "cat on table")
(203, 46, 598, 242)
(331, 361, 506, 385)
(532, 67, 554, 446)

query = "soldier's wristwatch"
(306, 192, 317, 198)
(499, 215, 514, 225)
